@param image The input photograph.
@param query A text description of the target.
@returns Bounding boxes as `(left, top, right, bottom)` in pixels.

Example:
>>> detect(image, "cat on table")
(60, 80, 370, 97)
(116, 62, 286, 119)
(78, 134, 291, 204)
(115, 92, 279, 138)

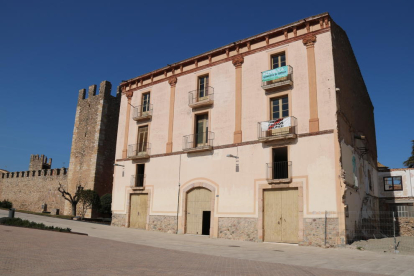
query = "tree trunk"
(71, 202, 77, 216)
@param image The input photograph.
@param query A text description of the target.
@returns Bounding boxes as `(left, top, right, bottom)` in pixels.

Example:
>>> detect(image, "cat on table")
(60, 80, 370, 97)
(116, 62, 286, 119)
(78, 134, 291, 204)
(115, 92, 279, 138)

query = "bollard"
(8, 208, 15, 218)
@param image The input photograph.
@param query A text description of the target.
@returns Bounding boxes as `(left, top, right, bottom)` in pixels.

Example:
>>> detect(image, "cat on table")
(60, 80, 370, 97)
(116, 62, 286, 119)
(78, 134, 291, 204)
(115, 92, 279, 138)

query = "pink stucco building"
(111, 12, 379, 246)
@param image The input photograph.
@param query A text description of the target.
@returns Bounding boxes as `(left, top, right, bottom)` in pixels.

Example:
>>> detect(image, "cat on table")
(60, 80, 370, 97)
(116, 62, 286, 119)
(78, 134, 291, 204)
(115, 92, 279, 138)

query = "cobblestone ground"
(0, 225, 384, 276)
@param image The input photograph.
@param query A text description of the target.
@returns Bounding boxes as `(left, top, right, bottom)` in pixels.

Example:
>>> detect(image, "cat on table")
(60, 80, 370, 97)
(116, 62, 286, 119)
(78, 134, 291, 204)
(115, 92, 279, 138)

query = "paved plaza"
(1, 210, 414, 275)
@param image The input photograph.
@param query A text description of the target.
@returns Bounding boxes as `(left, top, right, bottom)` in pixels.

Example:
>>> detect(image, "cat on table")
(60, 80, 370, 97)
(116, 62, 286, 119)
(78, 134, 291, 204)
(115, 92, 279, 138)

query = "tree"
(58, 183, 83, 216)
(403, 140, 414, 168)
(78, 189, 101, 219)
(99, 193, 112, 215)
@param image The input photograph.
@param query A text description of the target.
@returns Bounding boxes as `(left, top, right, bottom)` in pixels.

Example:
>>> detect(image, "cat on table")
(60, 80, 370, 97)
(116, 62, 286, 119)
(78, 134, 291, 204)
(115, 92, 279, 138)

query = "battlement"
(29, 154, 52, 171)
(1, 168, 68, 179)
(78, 80, 120, 101)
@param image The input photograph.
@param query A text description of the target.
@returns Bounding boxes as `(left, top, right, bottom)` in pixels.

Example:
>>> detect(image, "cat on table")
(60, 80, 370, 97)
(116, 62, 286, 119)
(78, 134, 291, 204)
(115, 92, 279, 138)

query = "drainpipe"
(176, 154, 182, 234)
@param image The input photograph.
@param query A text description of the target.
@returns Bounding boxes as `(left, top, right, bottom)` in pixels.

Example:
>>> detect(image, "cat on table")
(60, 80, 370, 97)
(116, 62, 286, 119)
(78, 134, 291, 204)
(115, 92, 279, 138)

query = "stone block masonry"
(301, 218, 340, 247)
(65, 81, 121, 217)
(218, 217, 258, 242)
(148, 215, 177, 233)
(0, 168, 68, 213)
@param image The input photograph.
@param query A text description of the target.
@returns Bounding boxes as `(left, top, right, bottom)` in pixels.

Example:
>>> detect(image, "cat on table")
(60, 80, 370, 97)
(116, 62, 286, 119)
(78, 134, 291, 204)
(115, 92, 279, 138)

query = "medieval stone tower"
(65, 80, 121, 216)
(29, 154, 52, 171)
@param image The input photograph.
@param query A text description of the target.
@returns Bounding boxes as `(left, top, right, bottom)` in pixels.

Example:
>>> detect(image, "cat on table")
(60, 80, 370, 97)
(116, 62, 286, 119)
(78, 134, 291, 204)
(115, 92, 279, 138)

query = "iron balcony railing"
(130, 174, 145, 188)
(261, 65, 293, 90)
(266, 161, 292, 183)
(258, 116, 297, 141)
(127, 142, 151, 158)
(188, 86, 214, 107)
(132, 104, 153, 121)
(183, 131, 214, 152)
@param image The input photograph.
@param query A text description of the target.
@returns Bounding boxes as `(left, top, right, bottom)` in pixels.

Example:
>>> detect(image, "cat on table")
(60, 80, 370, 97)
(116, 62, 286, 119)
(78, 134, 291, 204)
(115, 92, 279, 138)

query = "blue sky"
(1, 0, 413, 171)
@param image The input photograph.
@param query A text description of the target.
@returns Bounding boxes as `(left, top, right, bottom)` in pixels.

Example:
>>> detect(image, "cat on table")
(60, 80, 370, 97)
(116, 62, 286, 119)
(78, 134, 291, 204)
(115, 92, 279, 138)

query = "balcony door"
(198, 75, 209, 101)
(195, 114, 208, 147)
(269, 97, 289, 137)
(137, 126, 148, 155)
(272, 147, 288, 180)
(142, 93, 150, 115)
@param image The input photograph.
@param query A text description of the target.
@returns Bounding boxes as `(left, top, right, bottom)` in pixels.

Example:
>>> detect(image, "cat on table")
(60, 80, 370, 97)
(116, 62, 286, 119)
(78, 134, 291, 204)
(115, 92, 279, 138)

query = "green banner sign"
(262, 66, 289, 82)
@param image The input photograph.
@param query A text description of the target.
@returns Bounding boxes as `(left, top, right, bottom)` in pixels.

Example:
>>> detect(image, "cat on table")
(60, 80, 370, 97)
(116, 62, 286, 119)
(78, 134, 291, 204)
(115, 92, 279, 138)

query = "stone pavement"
(1, 210, 413, 276)
(0, 225, 383, 276)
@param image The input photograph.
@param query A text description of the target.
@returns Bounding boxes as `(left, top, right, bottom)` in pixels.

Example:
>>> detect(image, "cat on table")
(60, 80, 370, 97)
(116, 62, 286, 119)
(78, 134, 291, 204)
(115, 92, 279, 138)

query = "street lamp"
(113, 163, 125, 177)
(226, 154, 239, 172)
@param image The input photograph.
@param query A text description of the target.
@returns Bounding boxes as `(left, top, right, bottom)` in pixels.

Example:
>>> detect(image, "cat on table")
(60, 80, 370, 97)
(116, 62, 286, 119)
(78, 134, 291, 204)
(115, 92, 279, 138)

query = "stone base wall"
(111, 213, 127, 227)
(148, 215, 177, 233)
(301, 218, 340, 247)
(397, 217, 414, 236)
(218, 217, 258, 242)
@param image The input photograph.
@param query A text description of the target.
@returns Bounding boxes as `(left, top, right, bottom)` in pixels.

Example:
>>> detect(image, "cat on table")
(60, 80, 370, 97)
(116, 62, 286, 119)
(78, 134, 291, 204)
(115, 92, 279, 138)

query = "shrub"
(0, 218, 71, 232)
(99, 194, 112, 215)
(0, 200, 12, 209)
(79, 189, 101, 218)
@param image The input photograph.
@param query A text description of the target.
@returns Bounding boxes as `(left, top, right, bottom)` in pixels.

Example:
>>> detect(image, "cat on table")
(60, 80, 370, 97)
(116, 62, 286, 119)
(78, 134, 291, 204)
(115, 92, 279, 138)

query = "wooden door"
(264, 188, 298, 243)
(280, 188, 298, 243)
(195, 114, 208, 147)
(129, 194, 148, 229)
(264, 190, 282, 242)
(186, 188, 211, 235)
(137, 126, 148, 154)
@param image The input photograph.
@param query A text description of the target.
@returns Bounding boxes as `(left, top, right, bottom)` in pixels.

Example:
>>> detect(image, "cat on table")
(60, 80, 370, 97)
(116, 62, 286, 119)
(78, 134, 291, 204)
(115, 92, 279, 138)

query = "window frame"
(270, 96, 289, 120)
(141, 92, 150, 114)
(383, 176, 403, 191)
(137, 125, 149, 153)
(271, 52, 286, 69)
(197, 74, 209, 100)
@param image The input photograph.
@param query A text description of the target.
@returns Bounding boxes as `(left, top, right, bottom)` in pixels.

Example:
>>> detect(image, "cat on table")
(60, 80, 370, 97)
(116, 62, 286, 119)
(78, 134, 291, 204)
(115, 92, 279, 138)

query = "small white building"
(378, 163, 414, 215)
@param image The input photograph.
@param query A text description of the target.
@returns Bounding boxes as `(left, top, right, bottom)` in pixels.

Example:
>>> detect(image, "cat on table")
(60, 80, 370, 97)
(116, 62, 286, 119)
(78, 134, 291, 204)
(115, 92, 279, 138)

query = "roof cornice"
(121, 12, 331, 92)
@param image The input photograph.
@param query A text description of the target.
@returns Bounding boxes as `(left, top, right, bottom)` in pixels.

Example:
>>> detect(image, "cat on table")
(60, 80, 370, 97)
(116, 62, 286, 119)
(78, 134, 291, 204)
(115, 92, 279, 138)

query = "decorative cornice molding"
(303, 35, 317, 48)
(123, 27, 330, 94)
(115, 129, 334, 162)
(232, 55, 244, 68)
(125, 90, 133, 100)
(168, 76, 178, 87)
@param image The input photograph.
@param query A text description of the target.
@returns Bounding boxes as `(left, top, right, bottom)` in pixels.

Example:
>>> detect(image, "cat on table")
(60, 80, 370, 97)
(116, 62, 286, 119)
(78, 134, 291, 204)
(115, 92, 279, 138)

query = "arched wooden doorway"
(186, 187, 212, 235)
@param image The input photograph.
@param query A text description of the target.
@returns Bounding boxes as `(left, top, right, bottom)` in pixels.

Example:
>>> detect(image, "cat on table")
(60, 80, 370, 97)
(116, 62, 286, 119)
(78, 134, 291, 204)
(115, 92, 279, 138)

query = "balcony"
(127, 143, 150, 159)
(130, 174, 145, 189)
(266, 161, 292, 184)
(132, 105, 153, 121)
(183, 131, 214, 152)
(188, 87, 214, 108)
(261, 65, 293, 90)
(258, 117, 297, 142)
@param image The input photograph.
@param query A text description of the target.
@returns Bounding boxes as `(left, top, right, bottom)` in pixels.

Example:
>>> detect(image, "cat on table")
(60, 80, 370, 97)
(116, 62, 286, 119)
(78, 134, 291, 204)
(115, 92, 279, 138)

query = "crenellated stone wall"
(0, 168, 68, 213)
(218, 217, 258, 242)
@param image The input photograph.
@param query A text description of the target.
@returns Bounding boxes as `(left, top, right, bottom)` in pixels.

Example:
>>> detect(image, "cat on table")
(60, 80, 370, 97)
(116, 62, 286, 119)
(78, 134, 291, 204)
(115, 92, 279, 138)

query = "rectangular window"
(271, 96, 289, 120)
(198, 75, 209, 100)
(272, 147, 288, 179)
(135, 164, 145, 187)
(137, 126, 148, 154)
(384, 176, 403, 191)
(142, 93, 150, 114)
(195, 113, 208, 147)
(271, 53, 286, 69)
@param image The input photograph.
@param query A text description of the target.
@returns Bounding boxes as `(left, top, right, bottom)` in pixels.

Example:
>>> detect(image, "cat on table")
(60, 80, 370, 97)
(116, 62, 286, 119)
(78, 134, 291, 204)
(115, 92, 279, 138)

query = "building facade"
(110, 12, 378, 246)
